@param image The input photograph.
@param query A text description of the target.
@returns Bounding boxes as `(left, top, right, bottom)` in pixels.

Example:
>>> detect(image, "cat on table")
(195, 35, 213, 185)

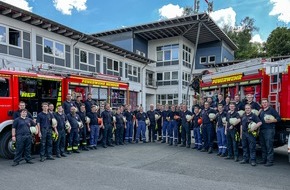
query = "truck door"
(0, 75, 13, 122)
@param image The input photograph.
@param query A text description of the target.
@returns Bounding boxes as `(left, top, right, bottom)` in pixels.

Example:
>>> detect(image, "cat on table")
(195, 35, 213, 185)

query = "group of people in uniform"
(11, 92, 280, 167)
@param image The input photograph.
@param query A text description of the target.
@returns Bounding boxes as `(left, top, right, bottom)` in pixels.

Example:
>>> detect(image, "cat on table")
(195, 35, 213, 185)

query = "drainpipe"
(72, 34, 85, 70)
(141, 62, 149, 110)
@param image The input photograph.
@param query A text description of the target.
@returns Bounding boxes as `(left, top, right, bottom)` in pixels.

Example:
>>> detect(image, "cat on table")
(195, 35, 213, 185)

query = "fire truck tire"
(0, 130, 14, 159)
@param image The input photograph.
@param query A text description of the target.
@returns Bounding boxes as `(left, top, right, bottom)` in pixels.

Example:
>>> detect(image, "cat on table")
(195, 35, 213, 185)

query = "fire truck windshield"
(0, 77, 9, 97)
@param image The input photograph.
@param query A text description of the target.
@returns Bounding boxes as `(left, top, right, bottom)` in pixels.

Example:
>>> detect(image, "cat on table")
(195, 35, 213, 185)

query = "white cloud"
(158, 4, 184, 19)
(209, 7, 236, 29)
(269, 0, 290, 24)
(1, 0, 32, 11)
(53, 0, 87, 15)
(250, 34, 264, 43)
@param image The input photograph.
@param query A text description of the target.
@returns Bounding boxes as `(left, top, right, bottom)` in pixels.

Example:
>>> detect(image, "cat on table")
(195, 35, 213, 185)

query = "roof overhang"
(0, 1, 155, 64)
(92, 13, 238, 50)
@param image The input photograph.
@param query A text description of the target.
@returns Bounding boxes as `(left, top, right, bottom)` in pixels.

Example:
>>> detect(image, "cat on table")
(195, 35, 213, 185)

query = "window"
(209, 55, 215, 63)
(0, 25, 6, 43)
(55, 42, 64, 58)
(44, 39, 53, 55)
(164, 72, 170, 80)
(200, 56, 207, 64)
(156, 44, 179, 62)
(156, 94, 178, 105)
(0, 77, 9, 97)
(172, 71, 178, 80)
(128, 64, 138, 77)
(44, 38, 65, 58)
(9, 28, 21, 47)
(113, 61, 119, 71)
(80, 50, 88, 64)
(182, 44, 191, 63)
(106, 58, 119, 72)
(157, 73, 163, 81)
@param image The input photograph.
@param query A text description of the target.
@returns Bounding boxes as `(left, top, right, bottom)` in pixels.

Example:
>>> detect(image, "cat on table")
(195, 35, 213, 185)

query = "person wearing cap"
(114, 106, 126, 145)
(179, 104, 192, 148)
(216, 104, 227, 157)
(12, 109, 36, 166)
(54, 105, 68, 158)
(66, 106, 81, 154)
(146, 104, 159, 143)
(225, 102, 241, 162)
(63, 94, 77, 115)
(37, 102, 57, 162)
(240, 104, 262, 166)
(87, 105, 100, 149)
(135, 107, 148, 143)
(258, 98, 281, 166)
(85, 93, 96, 114)
(124, 105, 134, 143)
(161, 104, 170, 143)
(101, 103, 114, 148)
(78, 104, 89, 151)
(200, 101, 217, 153)
(192, 105, 202, 150)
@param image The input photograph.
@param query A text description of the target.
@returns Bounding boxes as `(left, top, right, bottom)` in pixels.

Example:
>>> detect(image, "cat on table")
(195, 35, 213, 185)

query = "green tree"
(265, 27, 290, 56)
(223, 17, 261, 59)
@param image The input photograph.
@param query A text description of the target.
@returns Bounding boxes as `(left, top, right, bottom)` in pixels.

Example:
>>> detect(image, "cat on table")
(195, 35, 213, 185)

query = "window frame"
(43, 37, 65, 59)
(200, 56, 207, 64)
(80, 49, 88, 64)
(128, 64, 138, 77)
(8, 27, 22, 48)
(106, 57, 120, 73)
(0, 25, 7, 45)
(208, 55, 216, 63)
(156, 44, 179, 62)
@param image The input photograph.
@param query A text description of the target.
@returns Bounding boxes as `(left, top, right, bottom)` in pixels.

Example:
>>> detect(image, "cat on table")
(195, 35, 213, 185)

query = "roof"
(0, 1, 154, 64)
(92, 13, 238, 51)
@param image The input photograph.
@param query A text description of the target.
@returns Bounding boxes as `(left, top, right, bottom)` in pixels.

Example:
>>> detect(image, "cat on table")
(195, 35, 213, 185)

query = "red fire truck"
(0, 69, 129, 159)
(200, 58, 290, 162)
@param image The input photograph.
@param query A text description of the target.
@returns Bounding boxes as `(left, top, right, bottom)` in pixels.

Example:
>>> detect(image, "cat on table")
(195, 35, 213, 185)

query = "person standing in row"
(136, 107, 148, 143)
(114, 107, 126, 145)
(240, 104, 262, 166)
(124, 105, 134, 143)
(215, 104, 227, 157)
(101, 103, 114, 148)
(192, 105, 202, 150)
(155, 104, 163, 141)
(66, 106, 81, 154)
(85, 93, 96, 113)
(13, 101, 33, 120)
(147, 104, 159, 143)
(167, 105, 176, 146)
(12, 109, 36, 166)
(63, 94, 76, 115)
(161, 104, 170, 143)
(180, 104, 192, 148)
(78, 104, 89, 151)
(87, 105, 100, 149)
(225, 102, 241, 162)
(54, 105, 67, 158)
(259, 99, 281, 166)
(37, 102, 57, 162)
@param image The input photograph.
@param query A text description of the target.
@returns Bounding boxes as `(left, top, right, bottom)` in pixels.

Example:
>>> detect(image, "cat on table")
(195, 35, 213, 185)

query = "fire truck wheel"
(0, 130, 14, 159)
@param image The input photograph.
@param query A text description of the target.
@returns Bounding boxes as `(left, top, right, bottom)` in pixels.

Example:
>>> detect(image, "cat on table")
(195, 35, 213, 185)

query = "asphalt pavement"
(0, 142, 289, 190)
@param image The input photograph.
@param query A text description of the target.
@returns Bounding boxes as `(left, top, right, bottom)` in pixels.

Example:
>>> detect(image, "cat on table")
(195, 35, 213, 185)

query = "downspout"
(72, 34, 85, 70)
(141, 62, 149, 108)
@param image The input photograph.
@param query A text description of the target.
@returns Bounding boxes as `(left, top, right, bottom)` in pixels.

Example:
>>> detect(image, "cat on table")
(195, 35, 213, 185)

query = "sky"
(1, 0, 290, 43)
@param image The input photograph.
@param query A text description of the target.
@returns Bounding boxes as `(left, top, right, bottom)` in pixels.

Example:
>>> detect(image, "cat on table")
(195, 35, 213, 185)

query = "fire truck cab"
(0, 70, 63, 159)
(200, 58, 290, 162)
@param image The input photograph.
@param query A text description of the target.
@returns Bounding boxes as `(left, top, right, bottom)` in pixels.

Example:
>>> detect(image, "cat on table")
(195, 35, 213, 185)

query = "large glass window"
(44, 38, 64, 58)
(156, 94, 178, 105)
(80, 50, 88, 64)
(172, 71, 178, 80)
(156, 44, 179, 62)
(9, 28, 21, 47)
(157, 73, 163, 81)
(0, 25, 7, 43)
(164, 72, 170, 80)
(44, 39, 53, 55)
(183, 44, 192, 68)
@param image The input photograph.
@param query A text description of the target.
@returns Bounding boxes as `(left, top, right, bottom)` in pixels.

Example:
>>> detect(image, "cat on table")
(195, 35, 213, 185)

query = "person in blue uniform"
(124, 105, 134, 143)
(161, 104, 170, 143)
(167, 105, 176, 146)
(12, 109, 36, 166)
(87, 105, 100, 149)
(200, 101, 217, 153)
(114, 107, 126, 145)
(146, 104, 159, 143)
(37, 102, 58, 162)
(54, 105, 68, 158)
(179, 104, 192, 148)
(13, 101, 34, 119)
(84, 93, 96, 114)
(240, 104, 262, 166)
(258, 98, 281, 166)
(234, 94, 244, 111)
(217, 94, 226, 106)
(66, 106, 81, 154)
(155, 104, 163, 141)
(192, 105, 202, 150)
(225, 102, 241, 162)
(246, 94, 261, 113)
(215, 104, 227, 156)
(101, 103, 114, 148)
(78, 104, 89, 151)
(135, 107, 148, 143)
(63, 94, 77, 115)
